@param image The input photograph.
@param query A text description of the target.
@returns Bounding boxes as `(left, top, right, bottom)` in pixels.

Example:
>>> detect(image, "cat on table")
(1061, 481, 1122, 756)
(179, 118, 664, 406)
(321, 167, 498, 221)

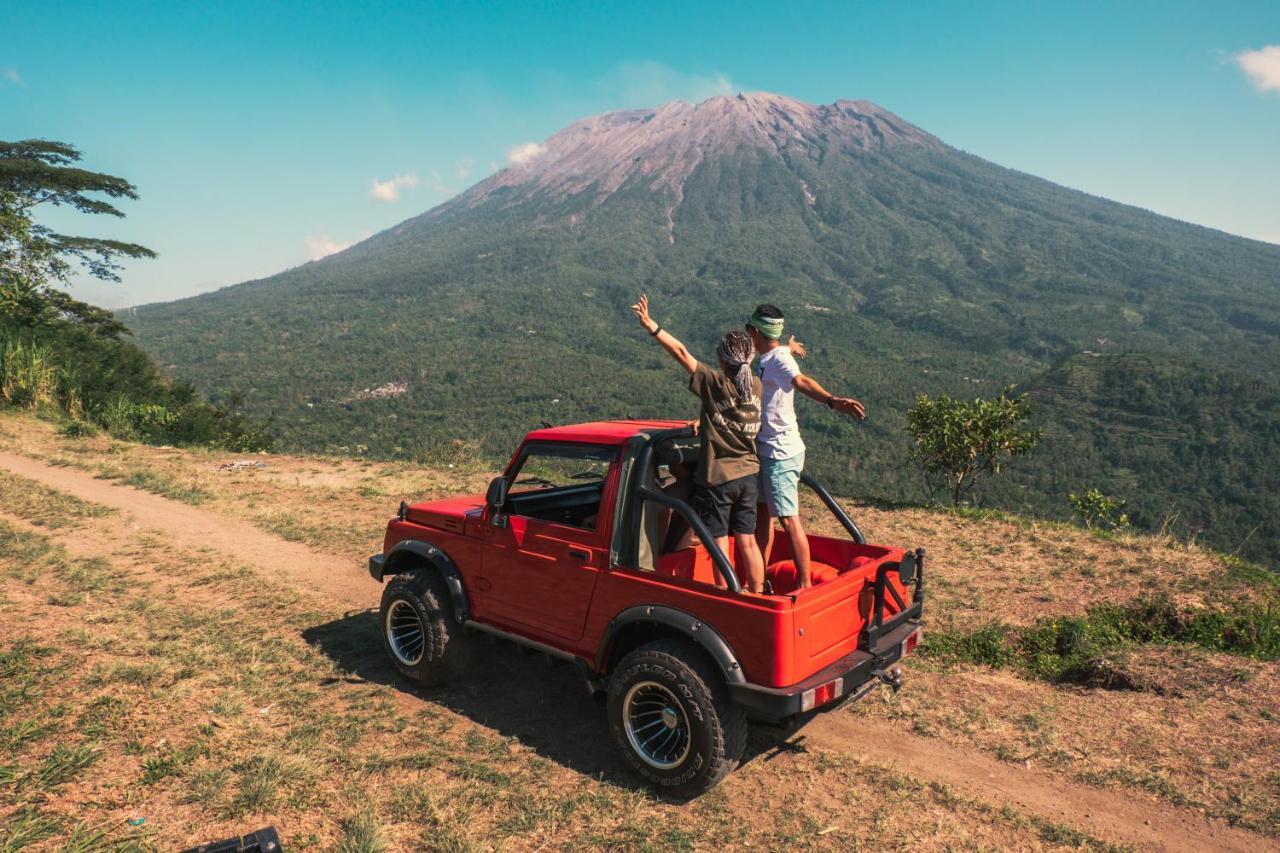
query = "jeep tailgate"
(787, 540, 915, 681)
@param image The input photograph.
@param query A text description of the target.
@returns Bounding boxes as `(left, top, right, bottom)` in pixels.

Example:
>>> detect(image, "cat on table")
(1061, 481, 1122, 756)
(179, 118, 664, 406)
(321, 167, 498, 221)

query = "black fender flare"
(595, 605, 745, 685)
(382, 539, 469, 624)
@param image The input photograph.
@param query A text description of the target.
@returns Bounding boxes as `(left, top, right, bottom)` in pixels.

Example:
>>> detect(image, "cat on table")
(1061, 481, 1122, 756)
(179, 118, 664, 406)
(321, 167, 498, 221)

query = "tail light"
(800, 677, 844, 712)
(901, 626, 922, 657)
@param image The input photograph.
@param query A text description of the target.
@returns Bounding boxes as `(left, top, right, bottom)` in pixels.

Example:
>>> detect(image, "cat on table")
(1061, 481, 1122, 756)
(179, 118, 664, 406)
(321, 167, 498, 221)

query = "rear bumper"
(368, 553, 386, 582)
(728, 616, 921, 722)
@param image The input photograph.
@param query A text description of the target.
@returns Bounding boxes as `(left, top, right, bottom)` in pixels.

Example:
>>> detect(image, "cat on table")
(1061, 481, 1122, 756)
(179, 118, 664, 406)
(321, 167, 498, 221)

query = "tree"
(906, 389, 1041, 506)
(1, 139, 155, 332)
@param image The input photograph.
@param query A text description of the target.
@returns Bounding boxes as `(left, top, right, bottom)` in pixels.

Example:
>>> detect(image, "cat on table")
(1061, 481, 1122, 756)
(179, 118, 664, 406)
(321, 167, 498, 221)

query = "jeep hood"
(404, 494, 486, 536)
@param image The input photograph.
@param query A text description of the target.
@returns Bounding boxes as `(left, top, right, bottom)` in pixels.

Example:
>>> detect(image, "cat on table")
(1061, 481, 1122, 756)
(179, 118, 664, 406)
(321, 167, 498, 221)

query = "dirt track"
(2, 450, 1273, 852)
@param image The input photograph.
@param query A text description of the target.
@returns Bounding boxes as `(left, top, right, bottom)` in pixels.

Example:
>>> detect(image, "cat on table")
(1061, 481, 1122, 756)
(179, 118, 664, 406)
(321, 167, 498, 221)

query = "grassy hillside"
(1, 411, 1277, 848)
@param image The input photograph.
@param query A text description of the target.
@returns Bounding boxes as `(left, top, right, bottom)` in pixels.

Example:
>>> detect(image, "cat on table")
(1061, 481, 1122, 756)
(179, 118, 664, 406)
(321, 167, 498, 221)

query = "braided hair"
(716, 330, 756, 400)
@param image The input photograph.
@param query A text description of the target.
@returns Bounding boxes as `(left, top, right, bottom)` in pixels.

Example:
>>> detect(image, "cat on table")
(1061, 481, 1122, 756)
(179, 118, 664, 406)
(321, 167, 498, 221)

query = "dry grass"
(3, 413, 489, 563)
(0, 468, 115, 529)
(0, 517, 1111, 850)
(1, 411, 1277, 845)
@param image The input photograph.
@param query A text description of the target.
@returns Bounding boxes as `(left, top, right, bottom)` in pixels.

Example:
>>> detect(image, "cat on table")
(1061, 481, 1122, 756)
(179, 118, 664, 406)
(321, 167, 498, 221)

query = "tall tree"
(0, 139, 155, 335)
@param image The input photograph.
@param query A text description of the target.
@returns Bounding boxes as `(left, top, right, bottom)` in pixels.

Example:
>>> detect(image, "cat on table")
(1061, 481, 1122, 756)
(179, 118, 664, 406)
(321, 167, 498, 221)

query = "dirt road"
(0, 450, 379, 609)
(1, 450, 1272, 852)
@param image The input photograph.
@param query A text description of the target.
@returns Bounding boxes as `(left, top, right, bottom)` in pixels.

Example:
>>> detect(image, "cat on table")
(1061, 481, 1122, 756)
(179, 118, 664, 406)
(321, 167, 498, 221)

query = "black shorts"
(691, 474, 758, 538)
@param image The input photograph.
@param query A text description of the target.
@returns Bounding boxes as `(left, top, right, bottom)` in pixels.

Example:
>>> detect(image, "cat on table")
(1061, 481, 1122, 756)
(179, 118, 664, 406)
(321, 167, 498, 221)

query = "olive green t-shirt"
(688, 362, 762, 486)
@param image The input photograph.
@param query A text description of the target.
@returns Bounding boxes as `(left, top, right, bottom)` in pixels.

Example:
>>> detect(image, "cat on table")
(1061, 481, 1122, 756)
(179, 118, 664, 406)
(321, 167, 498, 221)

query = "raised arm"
(794, 373, 866, 420)
(631, 294, 698, 375)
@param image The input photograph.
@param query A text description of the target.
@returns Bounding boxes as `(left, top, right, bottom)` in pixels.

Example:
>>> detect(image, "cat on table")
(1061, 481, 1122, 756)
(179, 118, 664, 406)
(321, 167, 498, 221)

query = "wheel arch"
(382, 539, 470, 624)
(596, 605, 746, 686)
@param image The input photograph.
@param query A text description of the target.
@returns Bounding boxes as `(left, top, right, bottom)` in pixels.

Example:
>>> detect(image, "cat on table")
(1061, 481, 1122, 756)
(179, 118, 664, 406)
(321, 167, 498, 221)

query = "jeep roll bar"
(799, 473, 866, 544)
(629, 432, 742, 593)
(621, 428, 871, 595)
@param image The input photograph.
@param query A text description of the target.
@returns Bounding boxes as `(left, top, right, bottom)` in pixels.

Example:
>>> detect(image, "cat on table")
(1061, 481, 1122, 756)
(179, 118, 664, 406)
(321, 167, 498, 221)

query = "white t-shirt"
(756, 347, 806, 460)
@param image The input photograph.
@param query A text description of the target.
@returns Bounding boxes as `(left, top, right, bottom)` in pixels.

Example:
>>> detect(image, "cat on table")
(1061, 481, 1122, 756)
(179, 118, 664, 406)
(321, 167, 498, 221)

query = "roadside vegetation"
(924, 592, 1280, 689)
(0, 138, 272, 451)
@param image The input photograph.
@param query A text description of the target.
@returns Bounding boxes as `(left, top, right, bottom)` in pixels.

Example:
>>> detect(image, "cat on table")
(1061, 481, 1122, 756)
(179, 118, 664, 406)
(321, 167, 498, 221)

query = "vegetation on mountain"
(120, 95, 1280, 563)
(0, 138, 272, 450)
(990, 351, 1280, 566)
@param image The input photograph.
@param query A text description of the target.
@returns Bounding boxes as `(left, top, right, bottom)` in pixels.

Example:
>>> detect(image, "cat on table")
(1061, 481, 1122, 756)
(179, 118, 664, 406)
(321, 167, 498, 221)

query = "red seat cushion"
(656, 541, 737, 587)
(766, 560, 840, 594)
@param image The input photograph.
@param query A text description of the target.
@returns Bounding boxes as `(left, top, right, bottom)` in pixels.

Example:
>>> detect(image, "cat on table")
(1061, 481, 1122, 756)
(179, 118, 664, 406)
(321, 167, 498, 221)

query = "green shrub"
(58, 419, 98, 438)
(1069, 489, 1130, 531)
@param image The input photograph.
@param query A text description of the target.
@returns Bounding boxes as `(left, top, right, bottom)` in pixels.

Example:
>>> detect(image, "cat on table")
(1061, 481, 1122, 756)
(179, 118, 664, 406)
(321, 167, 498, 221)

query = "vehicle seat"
(655, 541, 737, 588)
(766, 560, 840, 595)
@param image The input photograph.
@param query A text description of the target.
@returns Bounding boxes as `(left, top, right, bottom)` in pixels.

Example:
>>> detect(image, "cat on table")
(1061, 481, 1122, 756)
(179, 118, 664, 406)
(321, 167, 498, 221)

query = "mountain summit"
(128, 92, 1280, 561)
(463, 94, 938, 215)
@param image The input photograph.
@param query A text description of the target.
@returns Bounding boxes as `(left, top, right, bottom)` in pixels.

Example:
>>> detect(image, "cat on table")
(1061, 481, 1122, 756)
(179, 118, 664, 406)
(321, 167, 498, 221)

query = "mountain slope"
(126, 93, 1280, 560)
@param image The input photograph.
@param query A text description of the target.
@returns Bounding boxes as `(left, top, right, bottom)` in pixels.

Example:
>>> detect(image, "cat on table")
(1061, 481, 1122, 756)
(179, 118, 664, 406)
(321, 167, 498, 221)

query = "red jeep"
(369, 420, 924, 796)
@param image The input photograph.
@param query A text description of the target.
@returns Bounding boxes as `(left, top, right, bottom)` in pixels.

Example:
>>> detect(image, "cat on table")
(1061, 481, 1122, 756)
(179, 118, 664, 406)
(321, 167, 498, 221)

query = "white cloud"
(2, 68, 25, 87)
(1234, 45, 1280, 93)
(507, 142, 547, 167)
(304, 234, 353, 261)
(598, 61, 735, 107)
(368, 172, 421, 202)
(454, 158, 475, 180)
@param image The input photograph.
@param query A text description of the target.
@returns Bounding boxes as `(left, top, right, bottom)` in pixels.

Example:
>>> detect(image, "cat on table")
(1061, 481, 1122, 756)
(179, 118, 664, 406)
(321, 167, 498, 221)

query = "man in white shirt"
(747, 304, 866, 590)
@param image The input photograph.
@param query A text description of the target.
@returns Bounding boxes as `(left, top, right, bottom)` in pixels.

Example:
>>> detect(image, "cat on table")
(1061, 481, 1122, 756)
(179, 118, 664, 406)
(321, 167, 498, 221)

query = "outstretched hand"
(631, 294, 658, 333)
(788, 335, 807, 359)
(833, 397, 866, 420)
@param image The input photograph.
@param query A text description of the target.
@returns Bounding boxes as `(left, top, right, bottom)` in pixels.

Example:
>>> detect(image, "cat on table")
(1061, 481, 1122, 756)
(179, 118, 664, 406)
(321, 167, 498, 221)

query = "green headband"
(748, 311, 784, 340)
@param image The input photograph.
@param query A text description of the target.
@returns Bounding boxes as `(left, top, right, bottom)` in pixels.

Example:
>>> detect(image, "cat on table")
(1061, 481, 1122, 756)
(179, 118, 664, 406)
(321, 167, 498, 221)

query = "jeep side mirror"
(486, 475, 509, 509)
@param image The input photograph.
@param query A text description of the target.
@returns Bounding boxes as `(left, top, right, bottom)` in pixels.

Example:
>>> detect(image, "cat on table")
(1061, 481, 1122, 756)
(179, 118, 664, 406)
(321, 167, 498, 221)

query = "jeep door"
(480, 442, 618, 642)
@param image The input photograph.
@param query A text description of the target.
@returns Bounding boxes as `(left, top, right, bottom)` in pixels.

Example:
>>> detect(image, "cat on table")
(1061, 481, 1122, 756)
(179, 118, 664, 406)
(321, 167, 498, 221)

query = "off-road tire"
(607, 638, 748, 798)
(379, 571, 468, 687)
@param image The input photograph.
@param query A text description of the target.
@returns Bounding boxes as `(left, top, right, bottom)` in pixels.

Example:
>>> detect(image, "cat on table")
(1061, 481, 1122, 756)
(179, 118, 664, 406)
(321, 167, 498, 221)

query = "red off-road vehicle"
(369, 420, 924, 796)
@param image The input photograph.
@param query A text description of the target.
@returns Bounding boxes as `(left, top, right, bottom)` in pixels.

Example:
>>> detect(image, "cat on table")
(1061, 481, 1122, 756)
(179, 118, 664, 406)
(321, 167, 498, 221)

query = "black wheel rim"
(623, 681, 692, 770)
(386, 598, 425, 666)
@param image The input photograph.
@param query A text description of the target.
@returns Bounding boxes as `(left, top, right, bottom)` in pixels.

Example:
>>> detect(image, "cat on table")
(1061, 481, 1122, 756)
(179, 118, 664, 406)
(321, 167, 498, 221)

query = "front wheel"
(607, 639, 747, 798)
(379, 571, 468, 686)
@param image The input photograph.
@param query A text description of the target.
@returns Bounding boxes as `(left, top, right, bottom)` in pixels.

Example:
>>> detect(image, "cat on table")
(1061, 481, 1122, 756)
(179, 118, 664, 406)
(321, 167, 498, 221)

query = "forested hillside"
(125, 94, 1280, 562)
(996, 352, 1280, 561)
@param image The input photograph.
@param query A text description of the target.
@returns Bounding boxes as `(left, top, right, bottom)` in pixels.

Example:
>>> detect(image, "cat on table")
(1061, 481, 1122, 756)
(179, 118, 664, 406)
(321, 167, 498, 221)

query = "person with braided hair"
(631, 294, 767, 593)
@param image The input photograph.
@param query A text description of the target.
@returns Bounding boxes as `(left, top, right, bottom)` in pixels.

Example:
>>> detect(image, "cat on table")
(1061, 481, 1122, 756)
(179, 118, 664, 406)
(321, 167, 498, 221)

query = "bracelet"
(650, 325, 662, 337)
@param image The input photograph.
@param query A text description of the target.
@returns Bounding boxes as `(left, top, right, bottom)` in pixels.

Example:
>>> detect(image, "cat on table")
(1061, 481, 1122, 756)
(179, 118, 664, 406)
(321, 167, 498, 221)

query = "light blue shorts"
(759, 451, 805, 518)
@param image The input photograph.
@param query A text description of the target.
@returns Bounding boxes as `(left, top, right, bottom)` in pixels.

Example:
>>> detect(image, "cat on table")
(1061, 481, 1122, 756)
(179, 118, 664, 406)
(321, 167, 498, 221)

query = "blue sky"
(3, 1, 1278, 308)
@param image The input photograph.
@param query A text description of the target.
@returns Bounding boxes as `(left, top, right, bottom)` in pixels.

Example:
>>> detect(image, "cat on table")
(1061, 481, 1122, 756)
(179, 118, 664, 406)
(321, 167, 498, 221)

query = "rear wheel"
(607, 639, 747, 798)
(379, 571, 468, 686)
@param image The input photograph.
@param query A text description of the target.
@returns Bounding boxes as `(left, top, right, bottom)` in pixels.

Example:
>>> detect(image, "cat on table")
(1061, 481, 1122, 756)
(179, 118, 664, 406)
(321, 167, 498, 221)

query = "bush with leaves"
(1069, 488, 1130, 531)
(906, 389, 1041, 505)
